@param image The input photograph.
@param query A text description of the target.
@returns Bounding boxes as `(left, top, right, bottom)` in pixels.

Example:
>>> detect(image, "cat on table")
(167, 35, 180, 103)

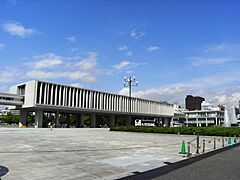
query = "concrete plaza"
(0, 128, 225, 180)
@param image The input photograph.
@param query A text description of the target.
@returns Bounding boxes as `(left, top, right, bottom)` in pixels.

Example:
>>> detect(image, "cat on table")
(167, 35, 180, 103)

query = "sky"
(0, 0, 240, 109)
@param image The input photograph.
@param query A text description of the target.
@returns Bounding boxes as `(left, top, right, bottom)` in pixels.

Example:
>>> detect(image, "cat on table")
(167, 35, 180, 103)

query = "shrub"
(110, 126, 240, 136)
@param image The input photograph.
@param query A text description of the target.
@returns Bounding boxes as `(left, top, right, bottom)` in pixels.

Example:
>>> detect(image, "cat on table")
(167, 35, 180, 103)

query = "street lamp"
(124, 76, 138, 125)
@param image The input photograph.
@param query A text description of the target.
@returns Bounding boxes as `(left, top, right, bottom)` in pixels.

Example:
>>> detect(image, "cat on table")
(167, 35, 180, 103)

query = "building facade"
(184, 110, 224, 127)
(2, 80, 175, 128)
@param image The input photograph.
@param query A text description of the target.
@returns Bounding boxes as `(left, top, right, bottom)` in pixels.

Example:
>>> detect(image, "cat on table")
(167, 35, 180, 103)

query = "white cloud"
(124, 69, 240, 107)
(117, 45, 133, 56)
(26, 70, 60, 79)
(31, 53, 63, 69)
(77, 51, 98, 71)
(129, 29, 146, 39)
(24, 51, 99, 83)
(113, 60, 144, 72)
(113, 61, 131, 70)
(0, 67, 22, 83)
(3, 22, 35, 38)
(190, 43, 240, 67)
(0, 43, 5, 49)
(119, 87, 129, 96)
(146, 46, 160, 53)
(127, 51, 133, 56)
(117, 45, 128, 51)
(70, 47, 79, 52)
(70, 83, 83, 88)
(126, 85, 240, 108)
(66, 36, 76, 43)
(204, 43, 240, 54)
(191, 57, 236, 67)
(26, 70, 97, 83)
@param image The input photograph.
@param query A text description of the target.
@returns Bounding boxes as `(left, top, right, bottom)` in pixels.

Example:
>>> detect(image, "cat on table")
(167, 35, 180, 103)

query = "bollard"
(187, 142, 191, 157)
(202, 139, 205, 153)
(228, 136, 232, 146)
(234, 135, 237, 144)
(222, 137, 224, 148)
(196, 134, 200, 154)
(213, 138, 216, 150)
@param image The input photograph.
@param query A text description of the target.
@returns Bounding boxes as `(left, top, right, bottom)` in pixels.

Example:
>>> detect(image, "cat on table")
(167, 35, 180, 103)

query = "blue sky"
(0, 0, 240, 107)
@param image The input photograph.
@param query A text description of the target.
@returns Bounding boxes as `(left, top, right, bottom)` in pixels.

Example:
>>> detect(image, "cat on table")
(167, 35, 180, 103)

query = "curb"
(116, 142, 240, 180)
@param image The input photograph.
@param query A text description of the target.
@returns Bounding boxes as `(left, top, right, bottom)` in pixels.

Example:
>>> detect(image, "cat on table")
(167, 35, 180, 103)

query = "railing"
(185, 134, 239, 157)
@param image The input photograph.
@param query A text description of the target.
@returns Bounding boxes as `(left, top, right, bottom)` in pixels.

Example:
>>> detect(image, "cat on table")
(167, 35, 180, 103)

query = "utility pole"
(124, 76, 138, 126)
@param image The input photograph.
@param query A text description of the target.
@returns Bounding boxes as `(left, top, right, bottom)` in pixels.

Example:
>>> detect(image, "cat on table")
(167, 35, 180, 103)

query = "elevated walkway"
(0, 93, 24, 106)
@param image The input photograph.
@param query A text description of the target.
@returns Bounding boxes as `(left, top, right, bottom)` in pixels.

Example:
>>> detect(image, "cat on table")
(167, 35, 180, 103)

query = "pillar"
(66, 114, 70, 127)
(110, 115, 115, 127)
(196, 113, 199, 127)
(170, 117, 174, 127)
(76, 114, 84, 128)
(205, 112, 208, 127)
(55, 111, 59, 128)
(20, 110, 27, 126)
(215, 117, 218, 126)
(90, 113, 96, 128)
(35, 110, 43, 128)
(126, 116, 131, 126)
(164, 118, 168, 127)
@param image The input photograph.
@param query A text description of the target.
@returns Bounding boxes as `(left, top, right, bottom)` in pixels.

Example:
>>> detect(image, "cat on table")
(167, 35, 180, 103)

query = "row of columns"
(37, 81, 173, 115)
(20, 110, 118, 128)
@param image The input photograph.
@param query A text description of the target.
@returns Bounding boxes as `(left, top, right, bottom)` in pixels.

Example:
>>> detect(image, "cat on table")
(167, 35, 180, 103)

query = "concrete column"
(205, 112, 208, 127)
(215, 117, 218, 126)
(35, 110, 43, 128)
(76, 114, 84, 128)
(109, 115, 115, 127)
(39, 82, 43, 104)
(79, 89, 82, 108)
(55, 111, 59, 128)
(20, 110, 27, 126)
(196, 113, 199, 127)
(170, 117, 174, 127)
(125, 116, 131, 126)
(90, 113, 96, 128)
(164, 118, 168, 127)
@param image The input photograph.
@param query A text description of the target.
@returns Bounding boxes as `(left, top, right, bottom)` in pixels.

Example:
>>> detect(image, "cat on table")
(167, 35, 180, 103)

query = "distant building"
(184, 109, 224, 127)
(185, 95, 205, 111)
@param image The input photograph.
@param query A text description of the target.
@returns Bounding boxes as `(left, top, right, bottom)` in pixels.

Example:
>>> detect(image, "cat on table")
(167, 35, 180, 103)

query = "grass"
(110, 126, 240, 137)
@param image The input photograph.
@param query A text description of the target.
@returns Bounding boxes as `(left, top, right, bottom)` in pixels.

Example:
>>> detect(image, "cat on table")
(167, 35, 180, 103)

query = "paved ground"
(154, 145, 240, 180)
(0, 128, 229, 180)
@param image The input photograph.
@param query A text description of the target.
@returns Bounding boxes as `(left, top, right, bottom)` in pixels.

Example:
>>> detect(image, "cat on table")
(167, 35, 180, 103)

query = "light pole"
(124, 76, 138, 126)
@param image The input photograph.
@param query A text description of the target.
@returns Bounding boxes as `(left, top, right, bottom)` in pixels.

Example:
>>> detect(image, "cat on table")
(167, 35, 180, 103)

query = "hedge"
(110, 126, 240, 137)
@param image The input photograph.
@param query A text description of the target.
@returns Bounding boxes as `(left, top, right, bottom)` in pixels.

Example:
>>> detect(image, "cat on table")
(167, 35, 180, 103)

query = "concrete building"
(185, 95, 205, 111)
(184, 109, 224, 127)
(0, 80, 174, 128)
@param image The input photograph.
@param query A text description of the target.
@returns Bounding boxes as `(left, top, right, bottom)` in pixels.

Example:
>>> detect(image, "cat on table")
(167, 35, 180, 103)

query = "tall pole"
(124, 76, 138, 126)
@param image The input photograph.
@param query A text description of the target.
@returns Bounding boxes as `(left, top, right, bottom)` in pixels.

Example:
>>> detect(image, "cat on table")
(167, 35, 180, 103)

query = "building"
(184, 101, 224, 127)
(184, 109, 224, 127)
(185, 95, 205, 111)
(0, 80, 175, 128)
